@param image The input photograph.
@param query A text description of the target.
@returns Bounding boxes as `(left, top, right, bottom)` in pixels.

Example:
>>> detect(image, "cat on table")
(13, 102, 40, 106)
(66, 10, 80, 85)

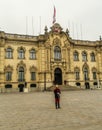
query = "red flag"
(53, 6, 56, 24)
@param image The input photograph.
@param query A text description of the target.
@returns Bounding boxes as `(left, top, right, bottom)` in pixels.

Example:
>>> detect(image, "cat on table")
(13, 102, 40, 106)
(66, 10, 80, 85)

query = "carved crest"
(50, 23, 63, 34)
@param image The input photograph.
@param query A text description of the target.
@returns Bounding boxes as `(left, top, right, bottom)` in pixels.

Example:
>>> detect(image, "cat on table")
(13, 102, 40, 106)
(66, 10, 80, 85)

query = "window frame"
(18, 49, 25, 59)
(82, 52, 87, 61)
(30, 49, 36, 60)
(6, 72, 12, 81)
(18, 67, 25, 81)
(54, 46, 61, 60)
(91, 53, 95, 62)
(31, 72, 36, 80)
(6, 48, 13, 59)
(73, 51, 79, 61)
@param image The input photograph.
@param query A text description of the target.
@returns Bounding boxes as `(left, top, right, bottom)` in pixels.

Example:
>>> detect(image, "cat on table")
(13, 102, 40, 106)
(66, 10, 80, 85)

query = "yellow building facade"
(0, 23, 102, 92)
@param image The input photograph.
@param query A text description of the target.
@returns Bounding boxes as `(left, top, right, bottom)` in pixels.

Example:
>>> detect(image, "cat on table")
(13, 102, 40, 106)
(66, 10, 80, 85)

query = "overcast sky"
(0, 0, 102, 41)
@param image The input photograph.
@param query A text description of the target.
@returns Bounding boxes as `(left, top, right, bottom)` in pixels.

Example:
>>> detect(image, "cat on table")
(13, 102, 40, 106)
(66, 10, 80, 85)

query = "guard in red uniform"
(54, 85, 61, 109)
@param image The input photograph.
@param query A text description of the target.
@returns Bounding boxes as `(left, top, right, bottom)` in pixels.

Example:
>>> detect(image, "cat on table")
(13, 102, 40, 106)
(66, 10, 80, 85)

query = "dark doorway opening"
(18, 84, 24, 92)
(54, 68, 62, 85)
(85, 82, 90, 89)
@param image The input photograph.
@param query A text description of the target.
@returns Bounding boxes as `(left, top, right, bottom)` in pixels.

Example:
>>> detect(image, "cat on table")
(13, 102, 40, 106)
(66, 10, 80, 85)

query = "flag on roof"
(53, 6, 56, 24)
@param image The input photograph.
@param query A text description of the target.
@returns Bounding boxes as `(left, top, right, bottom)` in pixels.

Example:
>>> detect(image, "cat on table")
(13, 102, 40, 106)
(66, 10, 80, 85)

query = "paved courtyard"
(0, 90, 102, 130)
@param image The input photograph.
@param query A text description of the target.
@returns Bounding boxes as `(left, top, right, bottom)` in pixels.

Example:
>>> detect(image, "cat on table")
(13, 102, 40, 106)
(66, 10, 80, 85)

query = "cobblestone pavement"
(0, 90, 102, 130)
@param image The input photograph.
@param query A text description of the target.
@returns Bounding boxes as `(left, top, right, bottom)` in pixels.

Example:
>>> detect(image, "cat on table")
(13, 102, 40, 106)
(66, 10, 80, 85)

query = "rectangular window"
(30, 52, 36, 59)
(6, 49, 12, 59)
(91, 56, 95, 62)
(31, 72, 36, 80)
(93, 72, 96, 79)
(18, 50, 24, 59)
(75, 72, 80, 80)
(18, 72, 24, 81)
(74, 55, 78, 61)
(84, 72, 88, 80)
(6, 72, 12, 81)
(82, 56, 87, 61)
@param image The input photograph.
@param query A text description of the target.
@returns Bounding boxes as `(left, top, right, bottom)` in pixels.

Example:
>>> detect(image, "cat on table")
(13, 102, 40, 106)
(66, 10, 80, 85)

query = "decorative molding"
(29, 66, 37, 72)
(16, 61, 26, 73)
(4, 65, 13, 72)
(17, 46, 26, 52)
(53, 37, 61, 46)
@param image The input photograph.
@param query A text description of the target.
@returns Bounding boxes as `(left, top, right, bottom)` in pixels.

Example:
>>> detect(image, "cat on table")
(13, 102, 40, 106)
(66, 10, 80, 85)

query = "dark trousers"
(55, 98, 60, 109)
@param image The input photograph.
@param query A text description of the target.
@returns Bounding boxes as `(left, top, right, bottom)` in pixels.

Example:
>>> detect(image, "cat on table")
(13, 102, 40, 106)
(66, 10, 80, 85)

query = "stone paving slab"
(0, 90, 102, 130)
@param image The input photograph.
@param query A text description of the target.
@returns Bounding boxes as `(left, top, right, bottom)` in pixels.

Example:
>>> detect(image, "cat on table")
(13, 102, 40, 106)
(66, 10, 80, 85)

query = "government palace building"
(0, 23, 102, 92)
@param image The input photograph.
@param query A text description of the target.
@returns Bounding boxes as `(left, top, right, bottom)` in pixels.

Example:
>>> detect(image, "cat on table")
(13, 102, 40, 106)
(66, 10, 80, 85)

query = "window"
(18, 49, 25, 59)
(18, 67, 24, 81)
(30, 49, 36, 59)
(83, 67, 88, 80)
(75, 72, 80, 80)
(76, 82, 81, 86)
(93, 72, 97, 79)
(93, 82, 97, 85)
(30, 84, 36, 88)
(6, 72, 12, 81)
(5, 84, 12, 88)
(6, 48, 13, 59)
(82, 52, 87, 61)
(31, 72, 36, 80)
(54, 46, 61, 60)
(91, 53, 95, 61)
(73, 51, 79, 61)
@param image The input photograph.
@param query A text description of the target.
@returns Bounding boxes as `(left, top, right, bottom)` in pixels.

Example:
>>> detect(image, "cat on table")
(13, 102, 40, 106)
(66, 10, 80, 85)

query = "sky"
(0, 0, 102, 41)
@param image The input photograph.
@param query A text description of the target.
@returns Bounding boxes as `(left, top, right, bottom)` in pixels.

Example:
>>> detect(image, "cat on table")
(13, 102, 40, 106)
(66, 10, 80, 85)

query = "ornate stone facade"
(0, 23, 102, 92)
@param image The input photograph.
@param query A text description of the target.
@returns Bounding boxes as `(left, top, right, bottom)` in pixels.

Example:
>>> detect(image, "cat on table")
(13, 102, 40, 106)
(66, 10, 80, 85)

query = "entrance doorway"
(54, 68, 62, 85)
(18, 84, 24, 92)
(85, 82, 90, 89)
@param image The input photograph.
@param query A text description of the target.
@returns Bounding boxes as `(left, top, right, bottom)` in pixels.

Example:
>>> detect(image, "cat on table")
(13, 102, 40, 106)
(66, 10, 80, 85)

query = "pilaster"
(0, 31, 5, 88)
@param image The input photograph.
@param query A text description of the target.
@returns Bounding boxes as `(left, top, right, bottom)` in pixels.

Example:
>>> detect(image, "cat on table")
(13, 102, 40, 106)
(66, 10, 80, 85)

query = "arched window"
(18, 67, 24, 81)
(30, 49, 36, 59)
(6, 48, 13, 59)
(90, 52, 95, 61)
(73, 51, 79, 61)
(82, 52, 87, 61)
(83, 67, 88, 80)
(54, 46, 61, 60)
(18, 48, 25, 59)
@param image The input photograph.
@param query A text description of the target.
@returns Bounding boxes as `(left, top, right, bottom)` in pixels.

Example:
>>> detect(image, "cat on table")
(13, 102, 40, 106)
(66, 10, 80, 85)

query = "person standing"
(54, 85, 61, 109)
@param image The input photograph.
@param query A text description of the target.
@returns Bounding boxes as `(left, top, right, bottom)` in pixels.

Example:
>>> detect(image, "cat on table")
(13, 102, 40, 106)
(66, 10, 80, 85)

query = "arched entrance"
(54, 68, 62, 85)
(18, 84, 24, 92)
